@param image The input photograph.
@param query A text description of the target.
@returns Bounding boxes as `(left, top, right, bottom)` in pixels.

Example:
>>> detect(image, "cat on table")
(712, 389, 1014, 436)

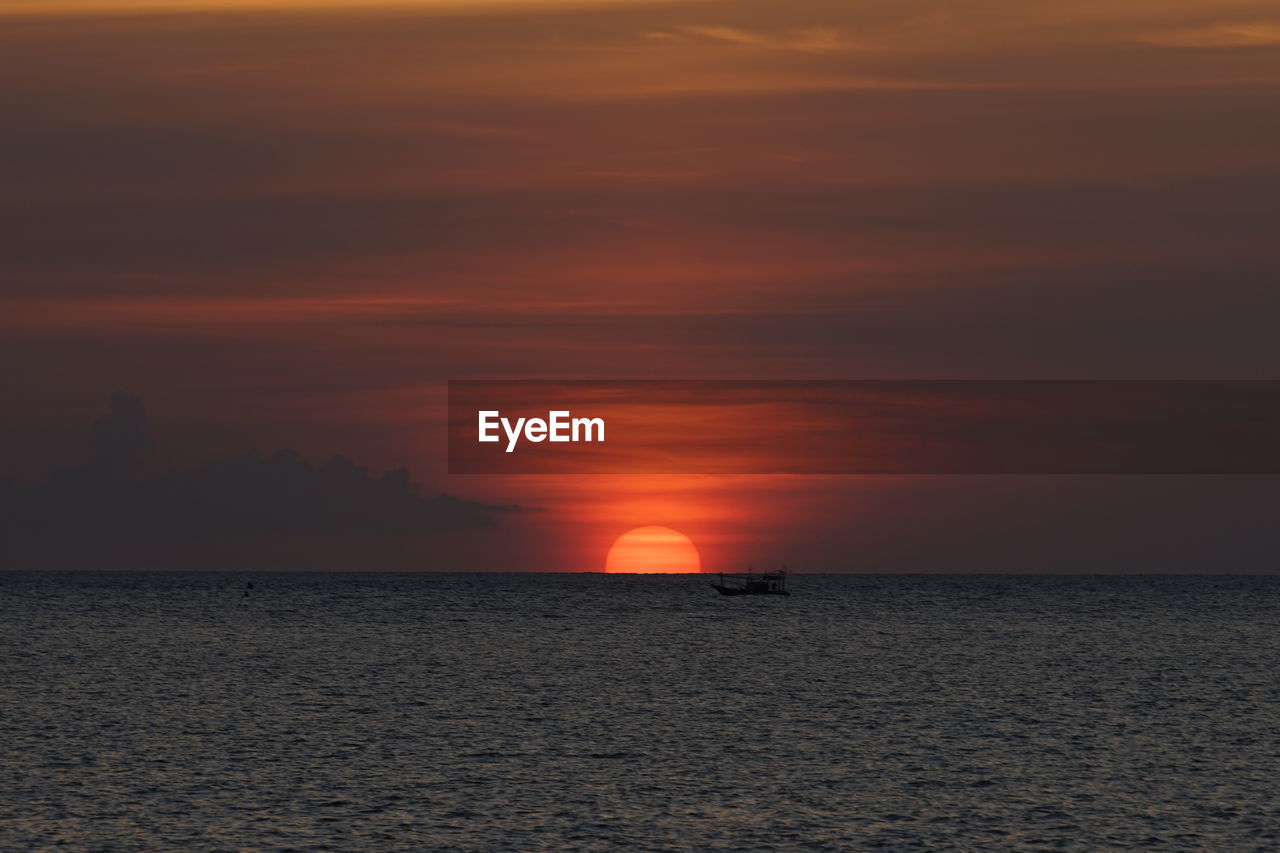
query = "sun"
(605, 526, 701, 574)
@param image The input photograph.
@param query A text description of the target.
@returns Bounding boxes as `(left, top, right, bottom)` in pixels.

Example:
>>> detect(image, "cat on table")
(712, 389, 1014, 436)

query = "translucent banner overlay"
(448, 381, 1280, 475)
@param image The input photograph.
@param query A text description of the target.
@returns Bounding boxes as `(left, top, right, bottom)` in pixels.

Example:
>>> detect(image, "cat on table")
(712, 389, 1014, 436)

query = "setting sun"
(605, 526, 701, 574)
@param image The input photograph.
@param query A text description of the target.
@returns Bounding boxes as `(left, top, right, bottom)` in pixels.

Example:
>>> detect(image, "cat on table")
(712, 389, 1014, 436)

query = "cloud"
(1, 394, 516, 540)
(0, 0, 657, 15)
(1142, 20, 1280, 47)
(662, 25, 849, 52)
(90, 391, 151, 480)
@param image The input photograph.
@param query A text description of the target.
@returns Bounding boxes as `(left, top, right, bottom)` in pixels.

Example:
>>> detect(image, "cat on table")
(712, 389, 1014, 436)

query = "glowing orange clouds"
(605, 525, 700, 573)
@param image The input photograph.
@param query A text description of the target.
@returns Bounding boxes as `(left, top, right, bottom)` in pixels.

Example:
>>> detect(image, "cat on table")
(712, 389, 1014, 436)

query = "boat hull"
(711, 583, 790, 597)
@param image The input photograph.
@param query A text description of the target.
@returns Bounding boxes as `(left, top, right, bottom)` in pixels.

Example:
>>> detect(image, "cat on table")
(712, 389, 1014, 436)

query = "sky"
(1, 0, 1278, 571)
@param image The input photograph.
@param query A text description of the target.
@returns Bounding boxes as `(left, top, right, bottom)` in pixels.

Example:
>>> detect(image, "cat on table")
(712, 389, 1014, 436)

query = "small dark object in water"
(710, 569, 790, 596)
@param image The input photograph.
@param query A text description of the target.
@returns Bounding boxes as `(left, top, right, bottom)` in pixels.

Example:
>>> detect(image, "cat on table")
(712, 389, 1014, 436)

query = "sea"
(3, 572, 1279, 851)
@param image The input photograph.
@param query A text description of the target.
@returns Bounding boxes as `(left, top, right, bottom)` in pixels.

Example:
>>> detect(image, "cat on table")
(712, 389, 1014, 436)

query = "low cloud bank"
(1, 393, 514, 562)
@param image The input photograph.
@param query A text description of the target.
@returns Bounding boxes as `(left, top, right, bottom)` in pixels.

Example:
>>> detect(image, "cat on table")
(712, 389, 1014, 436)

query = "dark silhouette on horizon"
(0, 393, 518, 570)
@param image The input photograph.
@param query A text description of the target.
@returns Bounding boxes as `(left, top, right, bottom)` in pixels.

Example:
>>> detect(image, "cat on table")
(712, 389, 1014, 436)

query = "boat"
(710, 567, 790, 596)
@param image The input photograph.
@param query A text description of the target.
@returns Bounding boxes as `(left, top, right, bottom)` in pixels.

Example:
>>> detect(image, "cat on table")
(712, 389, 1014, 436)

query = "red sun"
(605, 526, 701, 574)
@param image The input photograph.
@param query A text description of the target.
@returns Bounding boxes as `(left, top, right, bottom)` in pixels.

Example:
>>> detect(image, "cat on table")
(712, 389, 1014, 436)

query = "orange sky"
(1, 0, 1278, 571)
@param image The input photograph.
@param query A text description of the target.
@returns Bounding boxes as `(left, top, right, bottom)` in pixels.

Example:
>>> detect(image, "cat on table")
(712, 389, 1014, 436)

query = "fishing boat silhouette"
(710, 567, 790, 596)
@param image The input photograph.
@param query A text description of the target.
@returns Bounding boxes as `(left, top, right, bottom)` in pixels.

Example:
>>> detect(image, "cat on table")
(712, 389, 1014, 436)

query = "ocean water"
(3, 573, 1280, 852)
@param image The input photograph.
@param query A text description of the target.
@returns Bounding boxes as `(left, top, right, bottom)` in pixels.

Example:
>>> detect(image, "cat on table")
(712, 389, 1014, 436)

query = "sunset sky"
(2, 0, 1278, 571)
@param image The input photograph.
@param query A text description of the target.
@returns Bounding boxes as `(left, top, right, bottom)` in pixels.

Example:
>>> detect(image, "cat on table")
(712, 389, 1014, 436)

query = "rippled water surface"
(3, 573, 1280, 851)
